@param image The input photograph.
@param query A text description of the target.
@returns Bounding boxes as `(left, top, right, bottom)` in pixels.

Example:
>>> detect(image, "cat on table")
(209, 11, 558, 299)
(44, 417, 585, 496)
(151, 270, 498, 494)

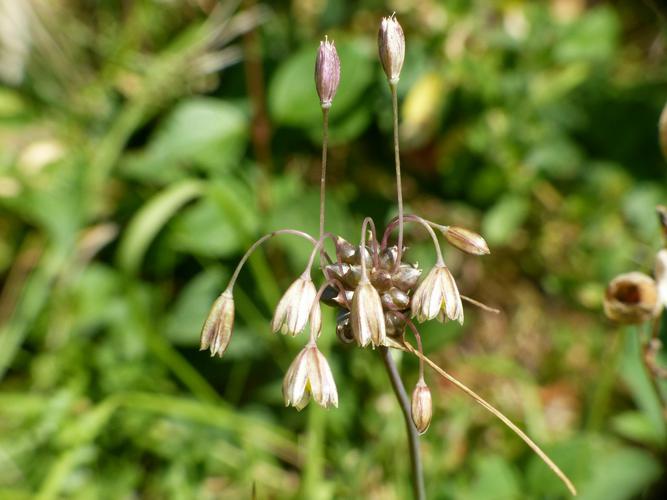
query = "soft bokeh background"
(1, 0, 666, 498)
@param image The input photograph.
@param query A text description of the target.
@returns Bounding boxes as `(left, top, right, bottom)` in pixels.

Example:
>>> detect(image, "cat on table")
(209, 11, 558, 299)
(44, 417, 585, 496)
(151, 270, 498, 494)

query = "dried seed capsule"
(200, 289, 235, 357)
(443, 226, 490, 256)
(343, 265, 363, 288)
(389, 287, 410, 309)
(336, 316, 355, 344)
(315, 37, 341, 109)
(380, 245, 399, 268)
(603, 272, 660, 324)
(378, 14, 405, 85)
(411, 379, 432, 434)
(371, 268, 392, 291)
(336, 236, 357, 264)
(384, 310, 406, 338)
(392, 265, 422, 292)
(325, 262, 350, 282)
(271, 275, 317, 335)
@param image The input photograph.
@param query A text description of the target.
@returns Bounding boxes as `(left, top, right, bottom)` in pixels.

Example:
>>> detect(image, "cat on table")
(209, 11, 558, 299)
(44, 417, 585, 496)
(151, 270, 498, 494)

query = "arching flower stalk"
(200, 15, 577, 499)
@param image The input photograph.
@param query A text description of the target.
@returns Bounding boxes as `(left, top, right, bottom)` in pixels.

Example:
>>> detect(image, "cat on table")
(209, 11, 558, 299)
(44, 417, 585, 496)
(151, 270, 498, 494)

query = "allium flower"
(378, 14, 405, 84)
(604, 271, 660, 324)
(315, 37, 340, 109)
(271, 275, 317, 335)
(411, 379, 432, 435)
(350, 278, 387, 347)
(200, 290, 235, 357)
(283, 342, 338, 411)
(411, 264, 463, 324)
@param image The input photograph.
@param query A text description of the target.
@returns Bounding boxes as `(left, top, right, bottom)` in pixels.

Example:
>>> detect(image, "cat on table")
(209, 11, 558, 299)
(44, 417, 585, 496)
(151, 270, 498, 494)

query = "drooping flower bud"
(411, 379, 432, 434)
(603, 272, 660, 324)
(411, 264, 463, 324)
(315, 37, 341, 109)
(200, 289, 235, 357)
(378, 14, 405, 85)
(271, 274, 317, 335)
(443, 226, 490, 256)
(283, 342, 338, 411)
(350, 278, 387, 347)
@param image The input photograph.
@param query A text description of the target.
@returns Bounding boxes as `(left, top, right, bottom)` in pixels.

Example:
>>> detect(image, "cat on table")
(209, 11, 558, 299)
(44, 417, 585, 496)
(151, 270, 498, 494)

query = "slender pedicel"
(381, 214, 445, 265)
(403, 338, 577, 496)
(227, 229, 318, 290)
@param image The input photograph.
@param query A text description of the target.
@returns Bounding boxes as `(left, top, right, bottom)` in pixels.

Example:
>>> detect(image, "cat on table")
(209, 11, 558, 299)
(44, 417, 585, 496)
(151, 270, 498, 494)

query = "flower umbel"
(200, 289, 234, 357)
(199, 15, 577, 497)
(283, 342, 339, 411)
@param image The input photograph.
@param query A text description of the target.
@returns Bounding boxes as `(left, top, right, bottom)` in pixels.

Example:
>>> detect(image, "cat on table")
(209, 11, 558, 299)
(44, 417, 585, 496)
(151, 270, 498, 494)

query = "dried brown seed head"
(315, 37, 341, 109)
(200, 290, 235, 357)
(392, 265, 422, 291)
(603, 271, 661, 324)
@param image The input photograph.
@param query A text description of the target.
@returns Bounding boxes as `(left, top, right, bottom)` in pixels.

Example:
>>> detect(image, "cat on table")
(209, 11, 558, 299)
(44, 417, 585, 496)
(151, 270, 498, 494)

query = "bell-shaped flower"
(350, 278, 387, 347)
(283, 342, 338, 411)
(411, 264, 463, 324)
(271, 274, 317, 336)
(200, 290, 235, 357)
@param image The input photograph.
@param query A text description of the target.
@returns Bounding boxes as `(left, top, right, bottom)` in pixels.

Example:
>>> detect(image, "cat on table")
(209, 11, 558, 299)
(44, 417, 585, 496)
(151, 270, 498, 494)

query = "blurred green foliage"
(1, 0, 666, 498)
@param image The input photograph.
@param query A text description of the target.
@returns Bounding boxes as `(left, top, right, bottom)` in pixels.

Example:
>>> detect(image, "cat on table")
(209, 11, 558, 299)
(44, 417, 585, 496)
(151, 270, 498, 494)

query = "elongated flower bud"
(603, 272, 660, 324)
(411, 264, 463, 324)
(378, 14, 405, 85)
(200, 290, 235, 357)
(271, 275, 317, 335)
(350, 278, 387, 347)
(283, 342, 338, 411)
(444, 226, 490, 256)
(411, 379, 432, 434)
(315, 37, 340, 109)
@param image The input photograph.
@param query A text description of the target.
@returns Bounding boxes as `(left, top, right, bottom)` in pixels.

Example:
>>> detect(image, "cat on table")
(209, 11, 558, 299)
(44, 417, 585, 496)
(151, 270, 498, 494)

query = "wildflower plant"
(201, 15, 576, 498)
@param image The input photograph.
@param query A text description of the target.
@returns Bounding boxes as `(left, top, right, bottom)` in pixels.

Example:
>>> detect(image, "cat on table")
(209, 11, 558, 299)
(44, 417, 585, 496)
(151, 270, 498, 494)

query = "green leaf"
(611, 411, 666, 447)
(117, 179, 204, 274)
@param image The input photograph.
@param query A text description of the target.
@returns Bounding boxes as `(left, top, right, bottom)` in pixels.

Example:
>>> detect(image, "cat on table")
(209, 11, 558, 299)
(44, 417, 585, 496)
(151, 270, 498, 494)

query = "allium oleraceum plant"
(200, 15, 576, 498)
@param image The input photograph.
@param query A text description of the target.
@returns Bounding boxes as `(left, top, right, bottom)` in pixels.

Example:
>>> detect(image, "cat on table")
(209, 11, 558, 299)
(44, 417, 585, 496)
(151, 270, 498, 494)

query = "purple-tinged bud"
(378, 14, 405, 85)
(200, 290, 235, 357)
(315, 37, 341, 109)
(411, 379, 432, 434)
(443, 226, 490, 256)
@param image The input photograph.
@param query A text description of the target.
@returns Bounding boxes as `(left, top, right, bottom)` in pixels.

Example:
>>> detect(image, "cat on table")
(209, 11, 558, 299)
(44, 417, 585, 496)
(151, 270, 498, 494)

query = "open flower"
(200, 290, 235, 357)
(271, 274, 317, 335)
(350, 278, 387, 347)
(283, 342, 338, 411)
(411, 264, 463, 324)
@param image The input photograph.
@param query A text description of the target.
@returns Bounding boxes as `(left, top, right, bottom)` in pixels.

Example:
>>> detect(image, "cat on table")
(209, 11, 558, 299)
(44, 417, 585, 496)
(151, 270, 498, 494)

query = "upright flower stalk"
(199, 15, 577, 499)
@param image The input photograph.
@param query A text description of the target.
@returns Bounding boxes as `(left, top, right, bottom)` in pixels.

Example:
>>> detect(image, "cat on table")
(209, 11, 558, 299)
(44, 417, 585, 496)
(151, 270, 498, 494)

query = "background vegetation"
(1, 0, 666, 498)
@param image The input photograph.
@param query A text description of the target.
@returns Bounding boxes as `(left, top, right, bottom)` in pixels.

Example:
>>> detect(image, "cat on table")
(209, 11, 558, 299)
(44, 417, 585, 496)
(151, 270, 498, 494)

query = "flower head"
(411, 264, 463, 324)
(283, 342, 338, 411)
(411, 379, 432, 435)
(350, 278, 387, 347)
(315, 37, 341, 109)
(378, 14, 405, 84)
(200, 290, 235, 357)
(271, 274, 317, 335)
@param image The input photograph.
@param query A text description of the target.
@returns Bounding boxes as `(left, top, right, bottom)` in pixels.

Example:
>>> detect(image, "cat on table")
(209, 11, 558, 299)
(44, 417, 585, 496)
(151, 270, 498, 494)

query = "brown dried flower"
(603, 271, 661, 324)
